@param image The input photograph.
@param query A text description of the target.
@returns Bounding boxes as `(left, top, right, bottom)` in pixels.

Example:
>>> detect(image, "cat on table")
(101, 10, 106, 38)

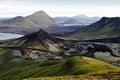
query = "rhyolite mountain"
(64, 15, 100, 25)
(0, 11, 59, 34)
(27, 10, 59, 27)
(68, 17, 120, 40)
(0, 29, 65, 62)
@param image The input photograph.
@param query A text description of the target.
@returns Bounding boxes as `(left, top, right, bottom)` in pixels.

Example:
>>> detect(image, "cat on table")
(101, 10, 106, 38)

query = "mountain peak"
(27, 10, 59, 27)
(38, 10, 45, 13)
(37, 29, 50, 38)
(32, 10, 46, 15)
(25, 29, 58, 42)
(18, 29, 64, 53)
(74, 15, 88, 19)
(100, 17, 120, 23)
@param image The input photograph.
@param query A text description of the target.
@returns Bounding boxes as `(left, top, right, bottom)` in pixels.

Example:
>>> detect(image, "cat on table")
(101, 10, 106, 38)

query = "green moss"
(0, 56, 119, 80)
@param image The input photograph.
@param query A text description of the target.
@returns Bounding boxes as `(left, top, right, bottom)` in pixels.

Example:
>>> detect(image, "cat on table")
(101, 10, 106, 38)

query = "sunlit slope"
(0, 56, 119, 80)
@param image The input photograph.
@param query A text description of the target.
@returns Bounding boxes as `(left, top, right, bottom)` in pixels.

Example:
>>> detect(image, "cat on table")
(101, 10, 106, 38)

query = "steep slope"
(0, 56, 119, 80)
(0, 29, 64, 62)
(19, 29, 64, 52)
(64, 15, 100, 25)
(68, 17, 120, 40)
(27, 10, 59, 27)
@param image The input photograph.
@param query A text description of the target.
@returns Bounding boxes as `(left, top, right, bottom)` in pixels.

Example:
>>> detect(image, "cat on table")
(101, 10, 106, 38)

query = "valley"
(0, 9, 120, 80)
(0, 28, 120, 80)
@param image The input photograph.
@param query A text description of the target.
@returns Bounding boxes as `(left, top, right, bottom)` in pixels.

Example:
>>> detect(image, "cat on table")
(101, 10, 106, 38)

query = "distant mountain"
(64, 15, 100, 25)
(27, 10, 59, 27)
(0, 16, 37, 28)
(0, 11, 59, 34)
(68, 17, 120, 40)
(53, 17, 70, 23)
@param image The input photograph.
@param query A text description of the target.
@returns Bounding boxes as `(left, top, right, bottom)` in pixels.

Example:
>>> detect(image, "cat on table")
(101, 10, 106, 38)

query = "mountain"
(0, 16, 37, 28)
(0, 56, 119, 80)
(64, 15, 100, 25)
(53, 17, 70, 23)
(0, 16, 39, 34)
(68, 17, 120, 40)
(27, 10, 59, 27)
(0, 11, 59, 34)
(0, 29, 65, 63)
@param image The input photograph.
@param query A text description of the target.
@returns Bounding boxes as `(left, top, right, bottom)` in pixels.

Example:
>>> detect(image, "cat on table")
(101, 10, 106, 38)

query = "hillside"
(68, 17, 120, 40)
(27, 10, 59, 27)
(0, 29, 65, 63)
(0, 56, 119, 80)
(0, 16, 37, 28)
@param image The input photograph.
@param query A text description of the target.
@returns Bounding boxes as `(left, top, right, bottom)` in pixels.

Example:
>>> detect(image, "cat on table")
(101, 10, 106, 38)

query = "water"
(0, 33, 24, 40)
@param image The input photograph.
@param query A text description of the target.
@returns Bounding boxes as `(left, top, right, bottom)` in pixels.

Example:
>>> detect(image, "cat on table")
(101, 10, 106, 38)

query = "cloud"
(0, 0, 120, 17)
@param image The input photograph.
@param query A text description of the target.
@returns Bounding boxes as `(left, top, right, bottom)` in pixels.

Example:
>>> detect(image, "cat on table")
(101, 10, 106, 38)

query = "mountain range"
(0, 12, 100, 35)
(0, 11, 59, 34)
(68, 17, 120, 40)
(53, 17, 71, 23)
(54, 15, 100, 25)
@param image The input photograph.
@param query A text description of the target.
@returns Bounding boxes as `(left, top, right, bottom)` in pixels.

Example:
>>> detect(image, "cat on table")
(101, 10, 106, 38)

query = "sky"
(0, 0, 120, 18)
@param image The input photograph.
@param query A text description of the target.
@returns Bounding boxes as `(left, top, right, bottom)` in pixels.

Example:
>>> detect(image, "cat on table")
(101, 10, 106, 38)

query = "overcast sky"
(0, 0, 120, 17)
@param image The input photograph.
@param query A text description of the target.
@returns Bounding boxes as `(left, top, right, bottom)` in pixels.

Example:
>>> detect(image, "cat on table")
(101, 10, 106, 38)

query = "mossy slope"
(0, 56, 119, 80)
